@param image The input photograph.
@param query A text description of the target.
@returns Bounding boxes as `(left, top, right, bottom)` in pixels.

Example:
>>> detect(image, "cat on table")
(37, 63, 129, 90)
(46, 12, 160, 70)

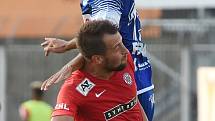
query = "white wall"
(135, 0, 215, 9)
(0, 46, 6, 121)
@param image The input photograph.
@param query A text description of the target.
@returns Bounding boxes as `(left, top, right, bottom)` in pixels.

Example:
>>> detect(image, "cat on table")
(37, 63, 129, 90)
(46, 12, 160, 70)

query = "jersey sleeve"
(52, 81, 79, 117)
(91, 0, 123, 26)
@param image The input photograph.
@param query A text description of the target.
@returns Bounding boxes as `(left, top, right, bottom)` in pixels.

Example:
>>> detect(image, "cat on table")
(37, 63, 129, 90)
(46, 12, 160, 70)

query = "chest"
(78, 70, 137, 110)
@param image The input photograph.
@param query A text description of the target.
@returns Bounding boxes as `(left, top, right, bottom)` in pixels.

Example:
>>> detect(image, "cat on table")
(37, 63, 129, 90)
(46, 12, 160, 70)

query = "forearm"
(66, 53, 84, 73)
(65, 37, 78, 51)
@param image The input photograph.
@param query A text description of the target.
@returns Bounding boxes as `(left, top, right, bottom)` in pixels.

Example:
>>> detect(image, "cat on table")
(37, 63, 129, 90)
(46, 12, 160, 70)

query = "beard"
(104, 59, 127, 71)
(111, 63, 127, 71)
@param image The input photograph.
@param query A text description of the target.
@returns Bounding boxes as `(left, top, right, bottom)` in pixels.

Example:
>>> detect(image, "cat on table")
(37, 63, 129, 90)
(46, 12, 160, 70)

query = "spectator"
(19, 81, 52, 121)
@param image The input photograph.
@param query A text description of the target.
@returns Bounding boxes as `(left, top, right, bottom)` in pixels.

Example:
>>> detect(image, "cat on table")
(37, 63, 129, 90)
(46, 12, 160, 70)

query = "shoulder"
(22, 100, 33, 107)
(20, 100, 34, 114)
(63, 70, 85, 87)
(60, 70, 95, 97)
(60, 71, 85, 93)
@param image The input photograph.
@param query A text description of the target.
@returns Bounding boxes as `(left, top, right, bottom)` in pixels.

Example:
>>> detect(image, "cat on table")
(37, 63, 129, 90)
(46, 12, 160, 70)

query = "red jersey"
(52, 54, 144, 121)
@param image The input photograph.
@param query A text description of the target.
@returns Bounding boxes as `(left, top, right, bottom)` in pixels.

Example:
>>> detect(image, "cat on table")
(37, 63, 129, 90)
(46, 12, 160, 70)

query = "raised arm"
(51, 116, 74, 121)
(41, 37, 77, 56)
(41, 53, 84, 90)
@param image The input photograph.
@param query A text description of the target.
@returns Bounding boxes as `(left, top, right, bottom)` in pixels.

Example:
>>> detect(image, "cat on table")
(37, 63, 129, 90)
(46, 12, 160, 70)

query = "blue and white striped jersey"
(80, 0, 154, 92)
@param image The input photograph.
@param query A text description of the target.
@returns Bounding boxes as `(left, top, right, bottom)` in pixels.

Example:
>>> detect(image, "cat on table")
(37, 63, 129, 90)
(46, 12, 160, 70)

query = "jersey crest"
(123, 73, 132, 85)
(76, 78, 95, 96)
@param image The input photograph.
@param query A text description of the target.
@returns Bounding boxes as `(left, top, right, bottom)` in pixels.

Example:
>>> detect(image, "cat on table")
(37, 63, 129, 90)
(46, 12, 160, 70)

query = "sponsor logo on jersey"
(104, 97, 137, 120)
(95, 90, 106, 98)
(55, 103, 70, 111)
(123, 73, 132, 85)
(76, 78, 95, 96)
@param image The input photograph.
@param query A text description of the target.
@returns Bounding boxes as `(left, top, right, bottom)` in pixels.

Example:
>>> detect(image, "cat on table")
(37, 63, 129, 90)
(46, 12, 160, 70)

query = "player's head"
(30, 81, 44, 100)
(77, 20, 128, 71)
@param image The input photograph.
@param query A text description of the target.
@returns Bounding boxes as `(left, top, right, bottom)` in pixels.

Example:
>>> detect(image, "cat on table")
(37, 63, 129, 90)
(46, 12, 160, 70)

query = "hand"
(41, 38, 69, 56)
(41, 64, 72, 90)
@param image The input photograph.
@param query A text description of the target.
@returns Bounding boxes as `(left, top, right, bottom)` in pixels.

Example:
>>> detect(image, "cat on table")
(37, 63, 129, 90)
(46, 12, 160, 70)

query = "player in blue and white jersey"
(41, 0, 154, 120)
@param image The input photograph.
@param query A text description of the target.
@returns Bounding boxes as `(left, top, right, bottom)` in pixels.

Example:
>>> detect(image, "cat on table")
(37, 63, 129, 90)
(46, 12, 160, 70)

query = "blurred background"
(0, 0, 215, 121)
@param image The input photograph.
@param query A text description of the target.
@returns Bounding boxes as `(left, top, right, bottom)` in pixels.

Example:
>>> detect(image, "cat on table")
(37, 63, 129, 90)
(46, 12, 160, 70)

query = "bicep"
(51, 115, 74, 121)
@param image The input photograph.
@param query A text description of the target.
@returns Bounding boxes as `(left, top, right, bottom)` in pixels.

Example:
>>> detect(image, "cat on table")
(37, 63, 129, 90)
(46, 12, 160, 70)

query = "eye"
(115, 43, 120, 49)
(115, 42, 124, 51)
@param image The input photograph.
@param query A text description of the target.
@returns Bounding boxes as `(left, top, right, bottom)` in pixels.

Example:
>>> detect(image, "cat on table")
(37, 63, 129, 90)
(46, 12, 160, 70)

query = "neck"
(82, 62, 114, 80)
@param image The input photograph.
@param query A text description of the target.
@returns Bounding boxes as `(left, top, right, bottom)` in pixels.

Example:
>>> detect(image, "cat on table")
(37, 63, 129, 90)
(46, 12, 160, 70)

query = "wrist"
(65, 41, 71, 51)
(66, 40, 77, 51)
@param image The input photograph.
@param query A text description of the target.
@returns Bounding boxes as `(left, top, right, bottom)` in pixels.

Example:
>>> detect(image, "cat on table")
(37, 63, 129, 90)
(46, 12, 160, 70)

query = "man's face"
(102, 32, 128, 71)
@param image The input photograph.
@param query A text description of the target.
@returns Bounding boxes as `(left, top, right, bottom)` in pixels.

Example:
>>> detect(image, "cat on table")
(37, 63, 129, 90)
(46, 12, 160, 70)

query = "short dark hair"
(77, 20, 118, 59)
(32, 88, 44, 98)
(30, 81, 44, 98)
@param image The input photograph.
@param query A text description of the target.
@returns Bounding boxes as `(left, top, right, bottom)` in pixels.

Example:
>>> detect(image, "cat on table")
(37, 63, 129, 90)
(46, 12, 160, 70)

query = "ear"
(91, 55, 104, 64)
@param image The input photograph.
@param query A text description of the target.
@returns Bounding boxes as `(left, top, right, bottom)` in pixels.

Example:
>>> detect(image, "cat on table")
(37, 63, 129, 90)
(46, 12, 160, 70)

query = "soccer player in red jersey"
(51, 20, 147, 121)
